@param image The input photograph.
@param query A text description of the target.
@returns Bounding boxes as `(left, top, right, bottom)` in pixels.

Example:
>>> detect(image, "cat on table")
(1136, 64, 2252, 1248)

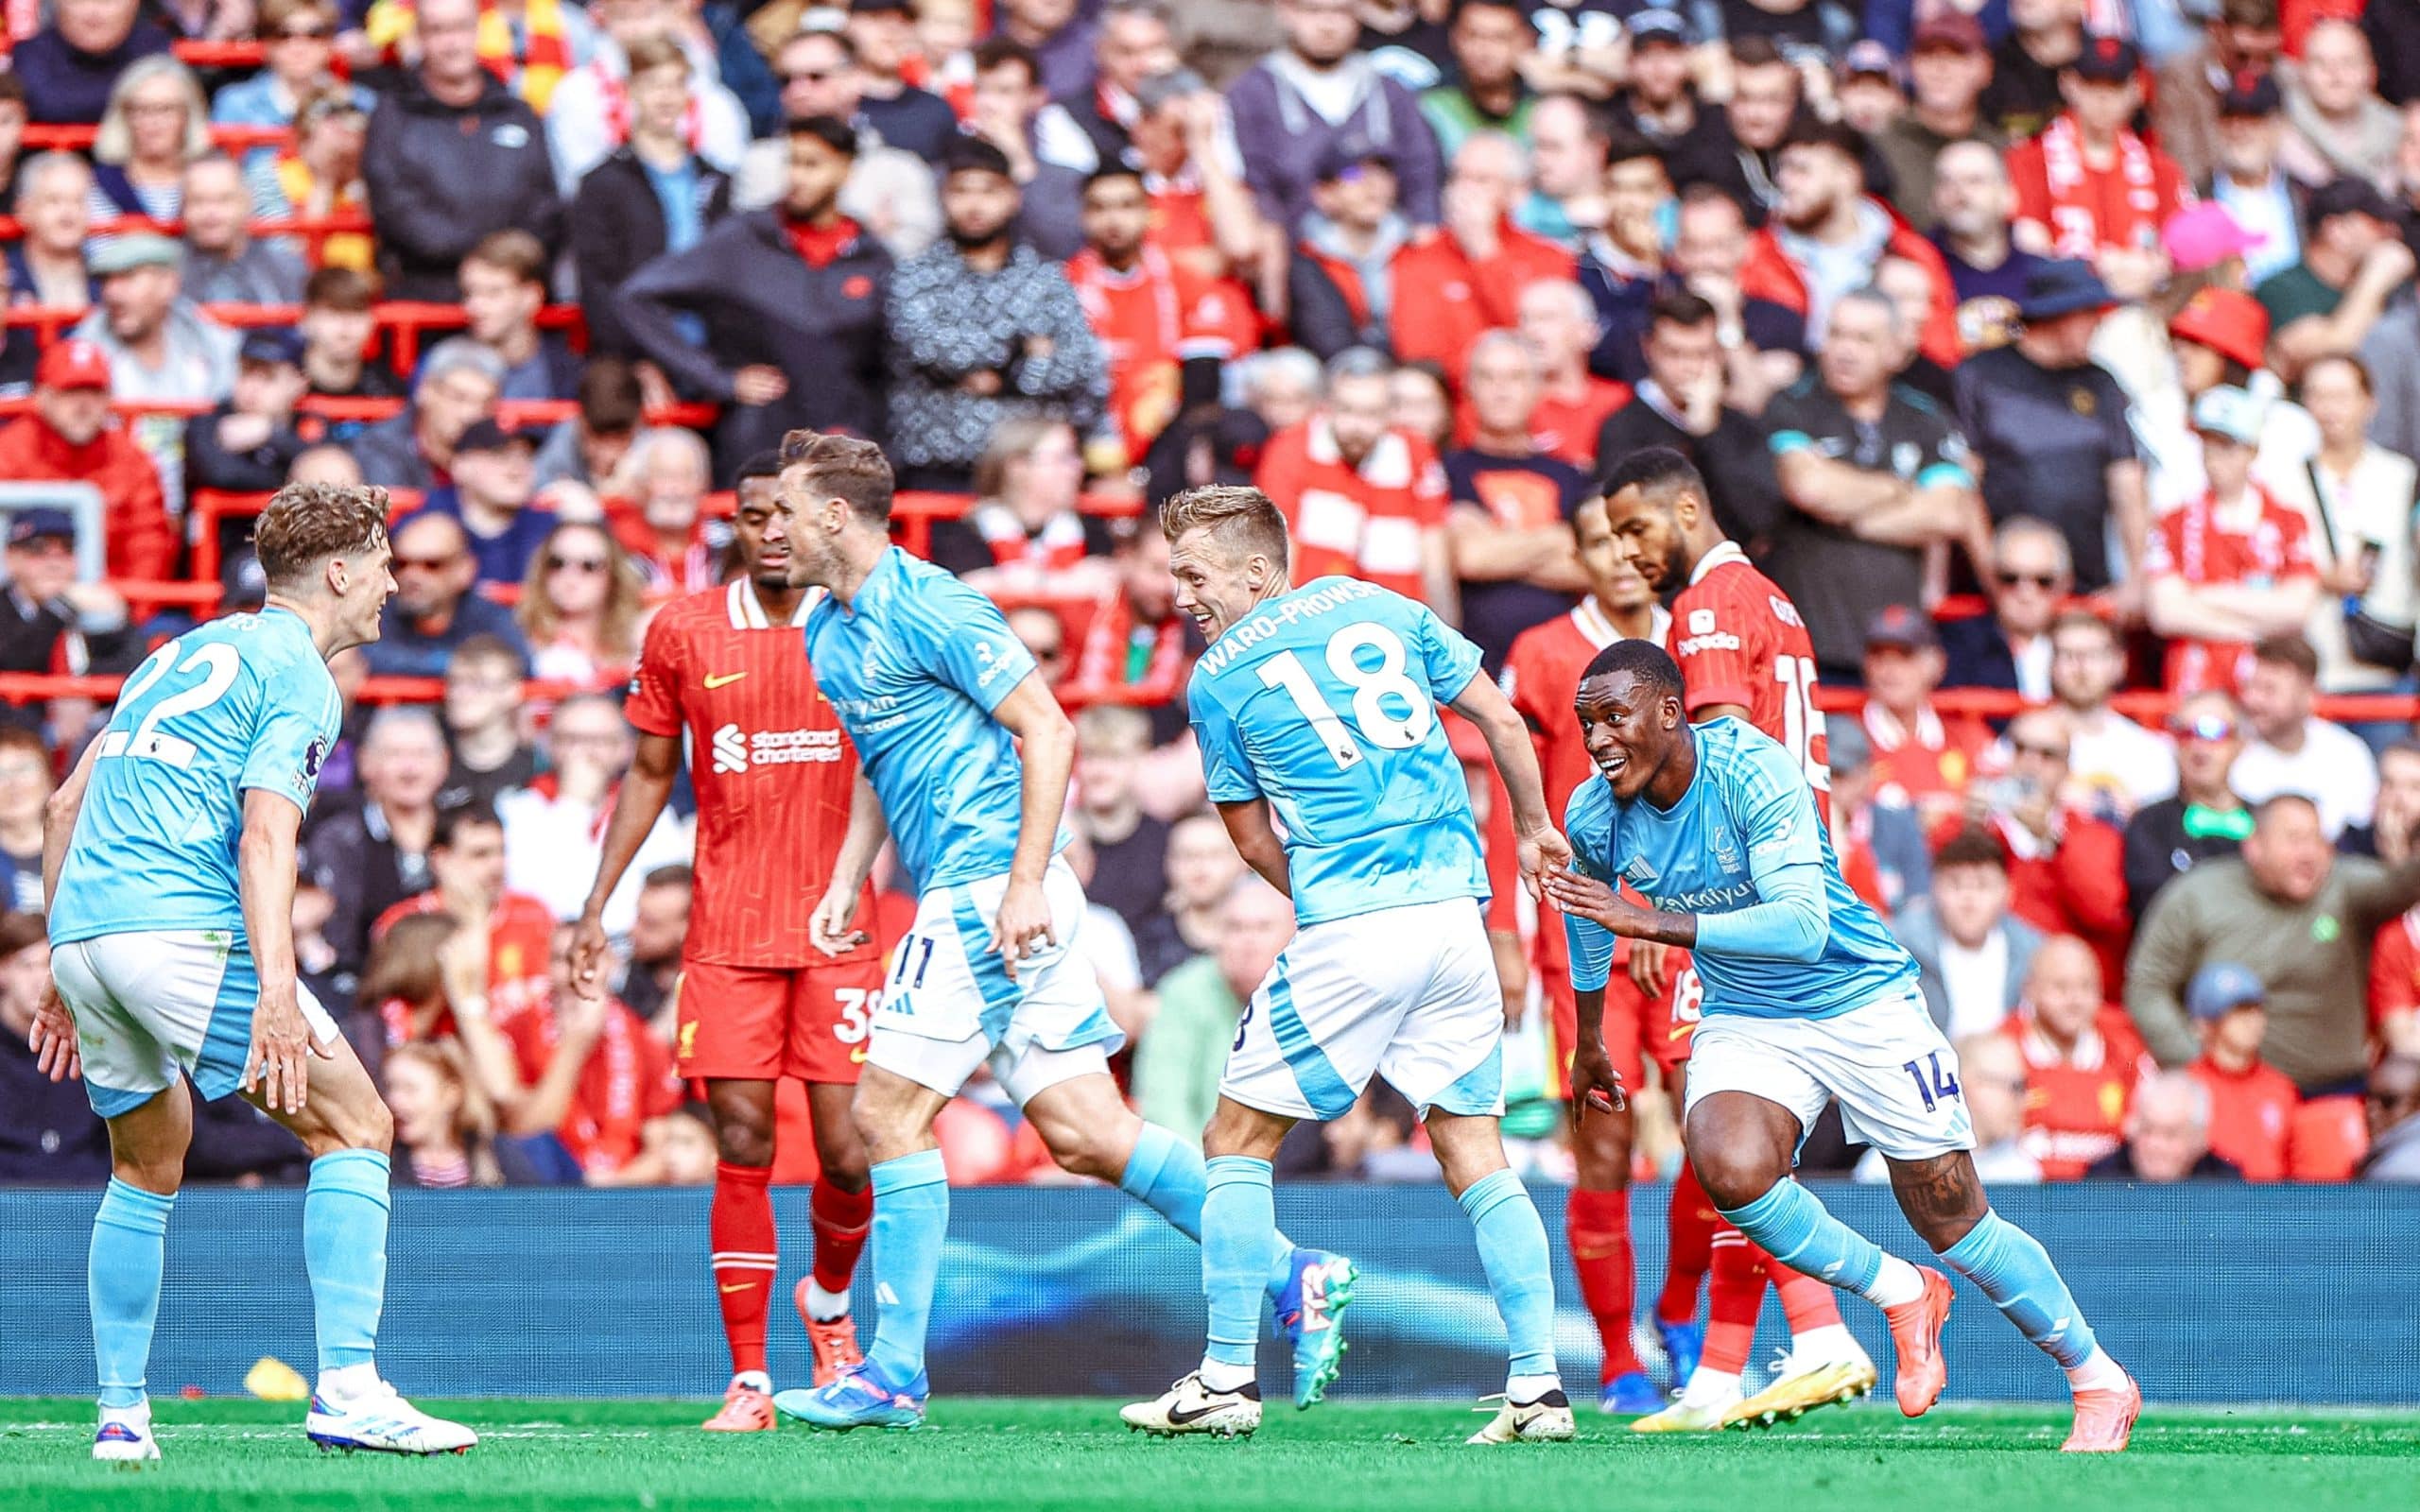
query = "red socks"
(809, 1177, 874, 1297)
(1656, 1161, 1720, 1325)
(1703, 1225, 1769, 1373)
(710, 1160, 777, 1376)
(1564, 1186, 1640, 1380)
(1773, 1261, 1846, 1332)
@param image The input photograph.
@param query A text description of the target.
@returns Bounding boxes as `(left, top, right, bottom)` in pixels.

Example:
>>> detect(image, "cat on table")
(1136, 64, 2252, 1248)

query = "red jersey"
(1864, 703, 1994, 810)
(1067, 244, 1258, 470)
(1254, 419, 1449, 602)
(2368, 909, 2420, 1040)
(373, 890, 558, 1023)
(1667, 542, 1829, 807)
(2188, 1054, 2300, 1182)
(2008, 1006, 2151, 1179)
(1530, 377, 1631, 467)
(2008, 113, 2191, 261)
(2143, 483, 2318, 696)
(494, 993, 683, 1177)
(623, 580, 878, 968)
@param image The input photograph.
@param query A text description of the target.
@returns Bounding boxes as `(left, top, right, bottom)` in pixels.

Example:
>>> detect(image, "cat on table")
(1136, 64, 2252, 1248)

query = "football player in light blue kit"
(1545, 640, 2141, 1453)
(26, 484, 477, 1461)
(1122, 485, 1578, 1445)
(763, 434, 1353, 1433)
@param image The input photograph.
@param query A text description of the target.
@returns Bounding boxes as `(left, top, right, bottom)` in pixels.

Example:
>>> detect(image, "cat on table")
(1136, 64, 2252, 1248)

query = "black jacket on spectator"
(2122, 795, 2253, 919)
(187, 403, 311, 494)
(362, 74, 565, 302)
(0, 1029, 111, 1183)
(570, 148, 733, 361)
(1940, 613, 2022, 694)
(1594, 390, 1785, 548)
(858, 85, 959, 162)
(616, 209, 892, 472)
(302, 801, 434, 978)
(347, 410, 435, 493)
(13, 22, 173, 125)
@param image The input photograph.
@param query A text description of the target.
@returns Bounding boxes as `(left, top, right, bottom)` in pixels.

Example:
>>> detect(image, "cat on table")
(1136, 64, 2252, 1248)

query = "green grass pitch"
(3, 1398, 2416, 1512)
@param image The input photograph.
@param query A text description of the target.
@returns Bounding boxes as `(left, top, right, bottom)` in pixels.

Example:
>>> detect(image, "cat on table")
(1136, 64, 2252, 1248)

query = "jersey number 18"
(1256, 624, 1434, 771)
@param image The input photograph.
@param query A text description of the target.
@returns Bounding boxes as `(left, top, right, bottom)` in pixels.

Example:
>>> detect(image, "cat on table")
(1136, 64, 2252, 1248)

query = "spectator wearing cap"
(1836, 42, 1907, 138)
(1951, 260, 2147, 594)
(2122, 687, 2252, 916)
(567, 33, 738, 365)
(2232, 631, 2378, 842)
(71, 231, 237, 516)
(1254, 347, 1453, 610)
(2129, 283, 2306, 517)
(365, 511, 531, 679)
(620, 115, 893, 470)
(1741, 120, 1963, 372)
(2152, 0, 2286, 192)
(1442, 329, 1588, 670)
(361, 0, 566, 303)
(734, 26, 940, 259)
(847, 0, 959, 161)
(1893, 825, 2044, 1040)
(2129, 789, 2420, 1091)
(2006, 34, 2191, 294)
(1226, 0, 1444, 234)
(1863, 605, 1996, 829)
(1945, 516, 2073, 700)
(2255, 177, 2415, 381)
(1960, 705, 2134, 988)
(1614, 10, 1744, 213)
(1417, 0, 1536, 160)
(459, 231, 581, 404)
(2204, 71, 2303, 284)
(2142, 384, 2321, 696)
(416, 419, 553, 586)
(0, 340, 175, 583)
(347, 336, 507, 494)
(0, 507, 134, 729)
(12, 0, 173, 127)
(1030, 1, 1181, 177)
(2179, 961, 2308, 1181)
(883, 134, 1104, 490)
(1290, 140, 1414, 362)
(1761, 287, 1979, 679)
(187, 329, 315, 495)
(297, 266, 405, 414)
(2280, 19, 2401, 192)
(180, 154, 308, 306)
(544, 4, 750, 196)
(1928, 141, 2052, 353)
(1592, 288, 1785, 544)
(1980, 0, 2084, 141)
(2003, 934, 2152, 1180)
(1876, 14, 2004, 237)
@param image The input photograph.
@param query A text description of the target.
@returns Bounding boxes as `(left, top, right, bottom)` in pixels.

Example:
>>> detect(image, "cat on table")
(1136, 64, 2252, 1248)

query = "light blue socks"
(864, 1148, 949, 1385)
(1719, 1177, 1919, 1305)
(1200, 1155, 1275, 1372)
(1120, 1124, 1297, 1298)
(302, 1149, 391, 1374)
(1458, 1169, 1558, 1383)
(1939, 1210, 2098, 1369)
(90, 1177, 175, 1410)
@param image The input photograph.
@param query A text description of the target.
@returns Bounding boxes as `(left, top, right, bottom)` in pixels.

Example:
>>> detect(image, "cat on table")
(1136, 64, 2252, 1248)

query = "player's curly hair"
(253, 481, 390, 591)
(1160, 484, 1289, 565)
(779, 429, 894, 523)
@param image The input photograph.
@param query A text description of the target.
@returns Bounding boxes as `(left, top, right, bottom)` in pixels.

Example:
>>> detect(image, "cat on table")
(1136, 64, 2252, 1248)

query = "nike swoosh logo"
(705, 673, 747, 689)
(719, 1281, 758, 1294)
(1166, 1400, 1226, 1425)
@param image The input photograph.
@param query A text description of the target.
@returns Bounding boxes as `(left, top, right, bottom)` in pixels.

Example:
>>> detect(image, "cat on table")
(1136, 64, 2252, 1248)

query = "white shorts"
(1684, 992, 1975, 1162)
(1221, 896, 1504, 1123)
(53, 929, 339, 1120)
(863, 857, 1124, 1104)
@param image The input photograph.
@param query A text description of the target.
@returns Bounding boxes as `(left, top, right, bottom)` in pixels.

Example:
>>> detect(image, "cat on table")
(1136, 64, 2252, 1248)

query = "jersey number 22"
(1257, 624, 1434, 770)
(98, 642, 240, 769)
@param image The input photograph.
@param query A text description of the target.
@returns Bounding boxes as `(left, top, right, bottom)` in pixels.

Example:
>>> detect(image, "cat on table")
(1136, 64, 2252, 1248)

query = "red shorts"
(1543, 954, 1700, 1101)
(675, 955, 884, 1083)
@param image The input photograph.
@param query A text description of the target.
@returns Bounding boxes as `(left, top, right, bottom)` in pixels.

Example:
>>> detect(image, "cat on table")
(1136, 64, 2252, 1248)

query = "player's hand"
(29, 985, 80, 1083)
(1628, 937, 1670, 998)
(242, 983, 325, 1117)
(1541, 869, 1658, 939)
(1568, 1039, 1629, 1121)
(568, 910, 614, 1001)
(1516, 825, 1574, 901)
(811, 884, 871, 958)
(988, 878, 1056, 982)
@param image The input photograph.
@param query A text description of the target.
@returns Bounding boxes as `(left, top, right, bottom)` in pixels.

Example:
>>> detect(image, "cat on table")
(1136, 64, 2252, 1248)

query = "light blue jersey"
(51, 608, 340, 947)
(804, 545, 1066, 896)
(1188, 576, 1488, 926)
(1564, 717, 1918, 1020)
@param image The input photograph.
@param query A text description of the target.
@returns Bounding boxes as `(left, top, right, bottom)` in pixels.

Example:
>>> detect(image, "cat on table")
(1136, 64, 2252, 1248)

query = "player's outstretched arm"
(1214, 798, 1292, 899)
(813, 769, 890, 957)
(987, 673, 1079, 979)
(571, 731, 682, 998)
(1448, 673, 1571, 892)
(236, 790, 330, 1117)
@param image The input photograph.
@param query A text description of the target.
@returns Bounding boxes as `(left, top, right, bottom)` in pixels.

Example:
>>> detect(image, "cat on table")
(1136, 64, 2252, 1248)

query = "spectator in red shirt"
(0, 338, 175, 582)
(1510, 278, 1629, 466)
(2182, 960, 2303, 1180)
(1962, 706, 2135, 988)
(1253, 346, 1453, 610)
(2007, 934, 2152, 1180)
(1860, 604, 1996, 829)
(1387, 132, 1575, 378)
(2144, 384, 2321, 695)
(2007, 35, 2192, 298)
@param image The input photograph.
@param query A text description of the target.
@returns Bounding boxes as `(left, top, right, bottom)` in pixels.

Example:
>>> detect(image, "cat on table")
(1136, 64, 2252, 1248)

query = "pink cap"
(2162, 202, 2266, 274)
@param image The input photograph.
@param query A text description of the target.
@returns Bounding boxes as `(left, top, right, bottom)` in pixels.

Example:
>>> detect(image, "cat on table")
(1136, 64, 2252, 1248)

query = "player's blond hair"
(253, 481, 389, 591)
(780, 429, 894, 522)
(1160, 484, 1288, 566)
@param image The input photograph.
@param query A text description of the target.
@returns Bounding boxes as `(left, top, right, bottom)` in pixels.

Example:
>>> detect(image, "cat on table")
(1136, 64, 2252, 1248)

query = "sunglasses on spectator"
(2170, 714, 2236, 741)
(547, 555, 610, 574)
(2010, 741, 2067, 762)
(393, 554, 458, 572)
(1996, 571, 2063, 591)
(277, 24, 331, 39)
(783, 69, 836, 84)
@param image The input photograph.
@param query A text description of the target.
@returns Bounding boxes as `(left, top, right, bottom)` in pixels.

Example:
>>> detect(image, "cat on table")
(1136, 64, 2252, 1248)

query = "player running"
(1497, 494, 1699, 1413)
(1122, 485, 1576, 1446)
(570, 451, 879, 1433)
(1547, 640, 2141, 1453)
(29, 484, 476, 1460)
(765, 434, 1352, 1433)
(1598, 446, 1876, 1430)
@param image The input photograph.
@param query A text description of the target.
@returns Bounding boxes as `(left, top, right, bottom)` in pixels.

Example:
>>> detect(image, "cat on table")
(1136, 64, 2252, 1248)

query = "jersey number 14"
(1257, 624, 1434, 770)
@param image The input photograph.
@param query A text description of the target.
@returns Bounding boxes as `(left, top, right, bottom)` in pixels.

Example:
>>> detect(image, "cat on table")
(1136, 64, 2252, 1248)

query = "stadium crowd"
(5, 0, 2420, 1191)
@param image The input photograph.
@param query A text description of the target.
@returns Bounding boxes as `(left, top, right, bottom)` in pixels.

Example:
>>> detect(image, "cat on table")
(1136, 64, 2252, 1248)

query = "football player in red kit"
(1596, 446, 1877, 1430)
(570, 454, 883, 1433)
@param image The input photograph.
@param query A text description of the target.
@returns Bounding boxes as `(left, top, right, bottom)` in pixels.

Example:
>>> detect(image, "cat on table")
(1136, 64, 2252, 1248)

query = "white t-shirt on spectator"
(2230, 716, 2379, 840)
(1937, 930, 2010, 1042)
(2066, 708, 2178, 822)
(497, 783, 693, 934)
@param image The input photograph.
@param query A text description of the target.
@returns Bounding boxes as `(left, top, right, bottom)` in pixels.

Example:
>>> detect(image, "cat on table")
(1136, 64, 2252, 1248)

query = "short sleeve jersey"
(52, 608, 340, 946)
(2142, 484, 2319, 696)
(1562, 718, 1918, 1021)
(804, 546, 1065, 896)
(1187, 576, 1488, 926)
(1665, 542, 1830, 810)
(625, 580, 876, 967)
